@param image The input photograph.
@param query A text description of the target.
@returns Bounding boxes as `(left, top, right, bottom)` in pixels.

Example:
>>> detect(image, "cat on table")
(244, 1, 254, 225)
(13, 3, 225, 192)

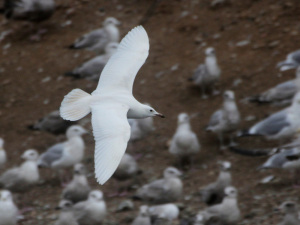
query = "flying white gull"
(277, 50, 300, 71)
(69, 17, 120, 54)
(189, 47, 221, 99)
(0, 138, 7, 169)
(65, 42, 118, 81)
(60, 26, 164, 185)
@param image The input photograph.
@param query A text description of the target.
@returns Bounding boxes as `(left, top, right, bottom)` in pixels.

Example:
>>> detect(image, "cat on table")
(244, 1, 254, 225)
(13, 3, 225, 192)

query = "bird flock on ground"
(0, 0, 300, 225)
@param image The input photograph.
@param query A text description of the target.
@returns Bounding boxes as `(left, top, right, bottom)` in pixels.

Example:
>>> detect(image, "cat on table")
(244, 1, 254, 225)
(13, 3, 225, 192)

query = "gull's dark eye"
(150, 110, 153, 112)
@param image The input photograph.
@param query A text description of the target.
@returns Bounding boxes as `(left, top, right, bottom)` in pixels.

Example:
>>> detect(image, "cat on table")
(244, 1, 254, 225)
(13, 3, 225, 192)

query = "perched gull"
(0, 190, 18, 225)
(188, 47, 221, 98)
(198, 186, 240, 225)
(0, 149, 39, 192)
(149, 203, 179, 222)
(73, 190, 106, 225)
(133, 167, 182, 204)
(37, 125, 86, 170)
(277, 50, 300, 71)
(206, 90, 240, 150)
(60, 26, 164, 185)
(61, 163, 91, 204)
(169, 113, 200, 167)
(250, 67, 300, 105)
(69, 17, 120, 54)
(0, 138, 7, 169)
(55, 200, 78, 225)
(28, 110, 76, 135)
(131, 205, 151, 225)
(276, 201, 300, 225)
(239, 92, 300, 143)
(199, 161, 232, 206)
(128, 103, 154, 142)
(65, 42, 119, 81)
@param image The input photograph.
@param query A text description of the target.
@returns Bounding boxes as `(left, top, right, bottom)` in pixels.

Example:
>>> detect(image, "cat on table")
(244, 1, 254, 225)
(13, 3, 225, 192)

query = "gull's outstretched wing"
(93, 26, 149, 95)
(91, 102, 130, 184)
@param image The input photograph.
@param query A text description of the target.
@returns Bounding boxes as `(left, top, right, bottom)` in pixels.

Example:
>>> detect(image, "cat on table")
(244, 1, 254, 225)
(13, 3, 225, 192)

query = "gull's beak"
(155, 113, 165, 118)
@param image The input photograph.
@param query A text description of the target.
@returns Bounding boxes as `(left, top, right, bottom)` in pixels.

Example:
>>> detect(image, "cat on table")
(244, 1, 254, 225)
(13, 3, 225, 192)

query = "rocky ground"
(0, 0, 300, 224)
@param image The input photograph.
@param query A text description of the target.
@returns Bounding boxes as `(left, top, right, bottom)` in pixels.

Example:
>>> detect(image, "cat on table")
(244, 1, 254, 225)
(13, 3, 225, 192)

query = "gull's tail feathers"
(60, 89, 91, 121)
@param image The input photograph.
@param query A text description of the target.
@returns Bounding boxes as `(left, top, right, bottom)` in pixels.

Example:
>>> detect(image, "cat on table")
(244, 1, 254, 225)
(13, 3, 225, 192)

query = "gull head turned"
(103, 17, 121, 26)
(223, 90, 235, 101)
(0, 190, 13, 202)
(205, 47, 216, 56)
(142, 104, 164, 118)
(66, 125, 88, 138)
(88, 190, 104, 202)
(178, 113, 189, 124)
(21, 149, 39, 161)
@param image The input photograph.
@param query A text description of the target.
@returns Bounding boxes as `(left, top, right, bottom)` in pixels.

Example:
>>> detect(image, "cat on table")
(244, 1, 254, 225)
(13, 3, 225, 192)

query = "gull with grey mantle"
(200, 161, 232, 206)
(276, 201, 300, 225)
(61, 163, 91, 204)
(69, 17, 120, 54)
(206, 90, 240, 150)
(0, 149, 39, 192)
(60, 26, 164, 185)
(133, 167, 183, 204)
(169, 113, 200, 167)
(65, 42, 118, 81)
(0, 190, 18, 225)
(189, 47, 221, 99)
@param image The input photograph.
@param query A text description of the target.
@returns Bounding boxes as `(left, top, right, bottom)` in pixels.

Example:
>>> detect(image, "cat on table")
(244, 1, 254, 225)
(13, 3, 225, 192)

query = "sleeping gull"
(149, 203, 179, 222)
(55, 200, 78, 225)
(65, 42, 118, 81)
(132, 205, 151, 225)
(61, 163, 91, 204)
(198, 186, 240, 225)
(0, 138, 7, 169)
(239, 92, 300, 143)
(37, 125, 87, 184)
(277, 49, 300, 71)
(250, 67, 300, 105)
(69, 17, 120, 54)
(60, 26, 164, 185)
(0, 190, 18, 225)
(169, 113, 200, 168)
(206, 90, 240, 150)
(0, 149, 39, 192)
(73, 190, 106, 225)
(133, 167, 182, 204)
(188, 47, 221, 98)
(276, 201, 300, 225)
(199, 161, 232, 206)
(28, 110, 76, 135)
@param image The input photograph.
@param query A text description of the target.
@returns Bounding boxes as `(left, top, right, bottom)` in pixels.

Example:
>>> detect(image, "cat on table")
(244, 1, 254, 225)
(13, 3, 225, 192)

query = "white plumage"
(0, 190, 18, 225)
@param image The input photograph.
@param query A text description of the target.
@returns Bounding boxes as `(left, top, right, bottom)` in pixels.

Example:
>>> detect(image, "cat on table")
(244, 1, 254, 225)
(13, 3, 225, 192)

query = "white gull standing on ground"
(149, 203, 179, 222)
(276, 201, 300, 225)
(189, 47, 221, 99)
(60, 26, 164, 185)
(0, 150, 39, 192)
(0, 138, 7, 169)
(69, 17, 120, 54)
(132, 205, 151, 225)
(0, 190, 18, 225)
(277, 50, 300, 71)
(65, 42, 118, 81)
(55, 200, 78, 225)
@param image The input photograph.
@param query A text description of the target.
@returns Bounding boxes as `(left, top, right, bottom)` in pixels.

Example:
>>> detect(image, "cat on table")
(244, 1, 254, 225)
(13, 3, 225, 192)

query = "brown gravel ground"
(0, 0, 300, 224)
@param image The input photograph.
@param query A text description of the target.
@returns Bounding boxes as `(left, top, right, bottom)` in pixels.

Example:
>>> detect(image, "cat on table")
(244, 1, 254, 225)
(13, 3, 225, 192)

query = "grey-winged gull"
(0, 149, 39, 192)
(0, 190, 18, 225)
(206, 90, 240, 150)
(69, 17, 120, 54)
(55, 200, 78, 225)
(276, 201, 300, 225)
(200, 161, 232, 206)
(28, 110, 76, 135)
(65, 42, 118, 81)
(132, 205, 151, 225)
(277, 50, 300, 71)
(0, 138, 7, 169)
(189, 47, 221, 99)
(133, 167, 182, 204)
(60, 26, 164, 185)
(61, 163, 91, 204)
(169, 113, 200, 168)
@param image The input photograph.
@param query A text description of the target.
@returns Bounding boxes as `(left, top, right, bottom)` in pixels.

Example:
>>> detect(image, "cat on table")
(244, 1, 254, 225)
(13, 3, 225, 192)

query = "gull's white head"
(105, 42, 119, 54)
(141, 104, 165, 118)
(56, 200, 73, 211)
(0, 190, 13, 202)
(178, 113, 190, 124)
(223, 90, 235, 101)
(224, 186, 237, 199)
(139, 205, 150, 217)
(73, 163, 86, 175)
(278, 201, 298, 214)
(163, 167, 182, 178)
(219, 161, 231, 171)
(205, 47, 216, 57)
(88, 190, 104, 201)
(66, 125, 87, 138)
(103, 17, 121, 26)
(21, 149, 39, 161)
(0, 138, 4, 149)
